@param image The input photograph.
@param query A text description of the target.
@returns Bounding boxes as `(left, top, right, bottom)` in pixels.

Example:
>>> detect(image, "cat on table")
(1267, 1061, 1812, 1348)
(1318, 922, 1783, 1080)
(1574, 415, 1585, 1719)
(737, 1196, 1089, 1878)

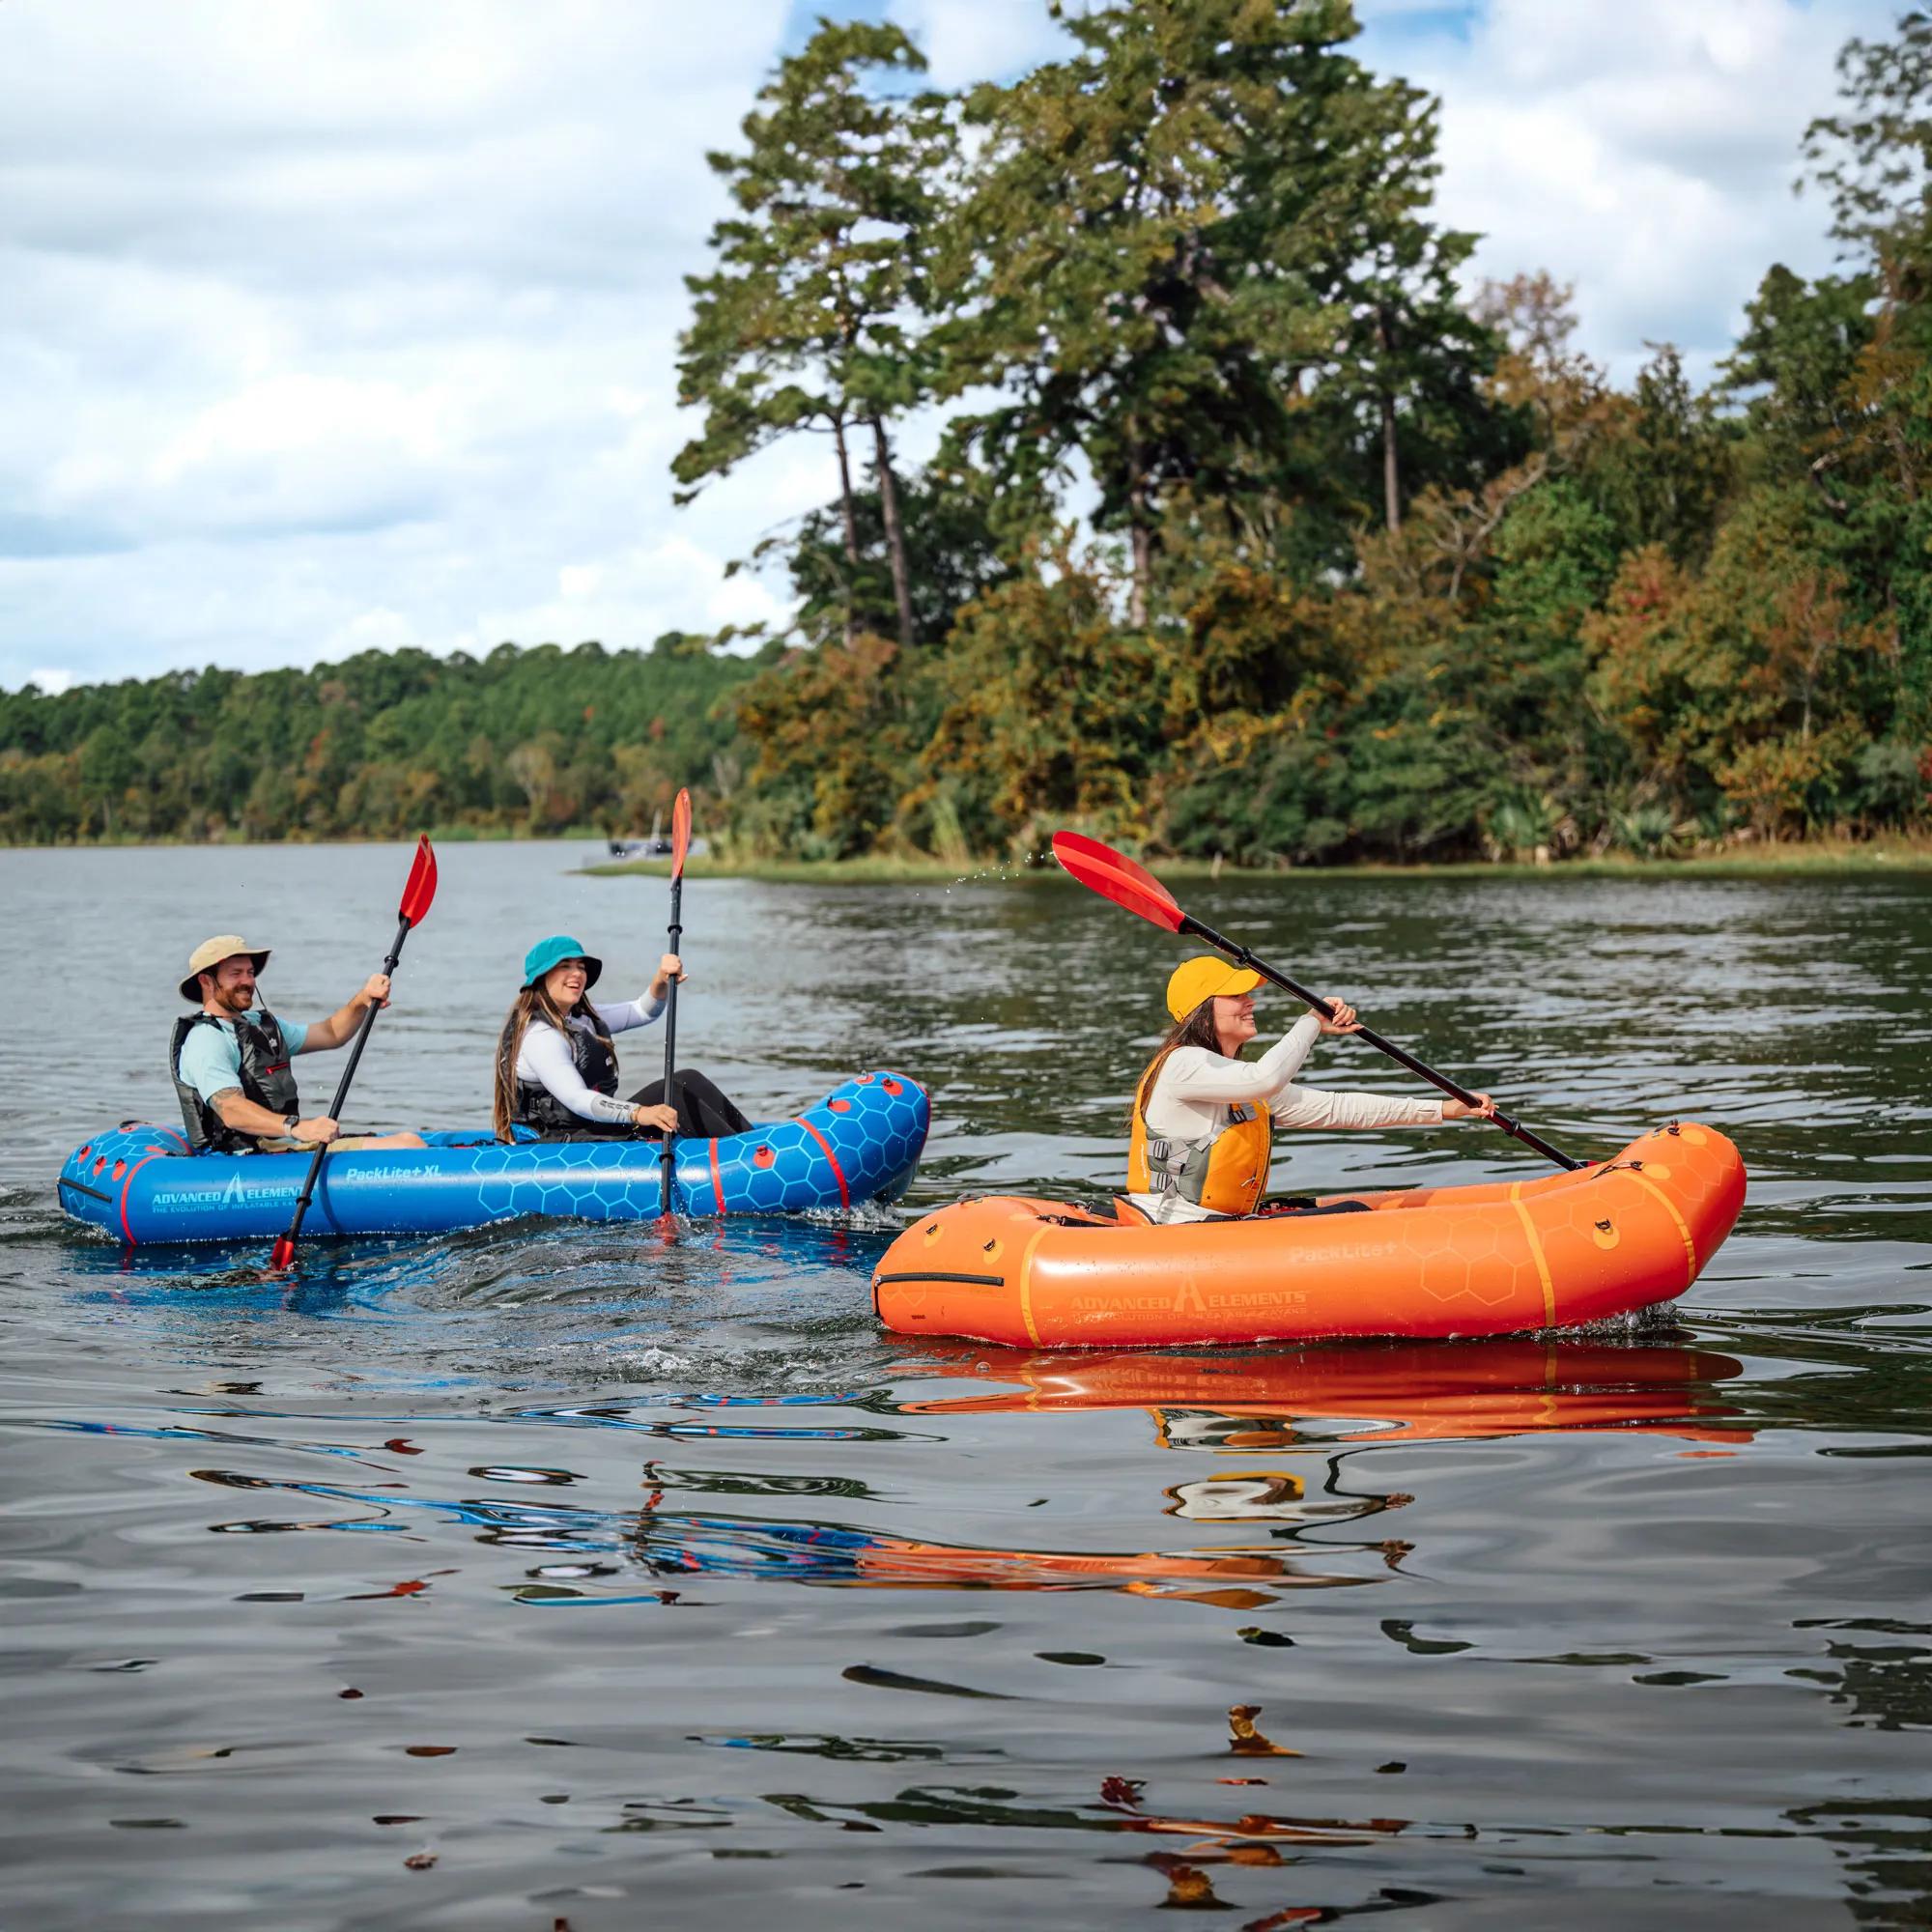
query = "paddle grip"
(1180, 915, 1582, 1172)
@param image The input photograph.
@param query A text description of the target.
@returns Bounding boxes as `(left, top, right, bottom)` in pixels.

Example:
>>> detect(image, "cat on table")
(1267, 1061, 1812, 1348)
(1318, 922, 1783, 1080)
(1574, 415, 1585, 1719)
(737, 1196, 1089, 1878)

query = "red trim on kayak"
(707, 1138, 724, 1215)
(117, 1151, 173, 1245)
(794, 1116, 850, 1210)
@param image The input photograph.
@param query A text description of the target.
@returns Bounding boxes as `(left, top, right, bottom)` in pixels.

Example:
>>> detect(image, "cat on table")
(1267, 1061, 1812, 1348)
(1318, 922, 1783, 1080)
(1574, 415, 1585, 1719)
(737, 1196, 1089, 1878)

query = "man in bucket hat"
(169, 936, 425, 1155)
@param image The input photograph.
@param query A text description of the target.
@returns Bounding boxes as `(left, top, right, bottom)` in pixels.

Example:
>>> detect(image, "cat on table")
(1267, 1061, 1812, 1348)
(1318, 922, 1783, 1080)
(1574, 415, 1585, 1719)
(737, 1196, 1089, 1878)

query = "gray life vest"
(169, 1009, 300, 1154)
(513, 1016, 621, 1134)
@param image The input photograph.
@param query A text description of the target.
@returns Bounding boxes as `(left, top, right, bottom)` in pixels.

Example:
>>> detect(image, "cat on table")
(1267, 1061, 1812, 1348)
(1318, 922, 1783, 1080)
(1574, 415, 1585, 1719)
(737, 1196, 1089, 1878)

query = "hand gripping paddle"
(1051, 831, 1579, 1170)
(270, 836, 439, 1269)
(658, 789, 693, 1219)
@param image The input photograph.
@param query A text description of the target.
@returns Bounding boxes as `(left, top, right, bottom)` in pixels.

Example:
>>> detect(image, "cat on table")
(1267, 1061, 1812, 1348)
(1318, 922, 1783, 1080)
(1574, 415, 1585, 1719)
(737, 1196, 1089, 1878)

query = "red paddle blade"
(670, 788, 692, 881)
(270, 1236, 296, 1272)
(1051, 831, 1185, 933)
(399, 836, 438, 926)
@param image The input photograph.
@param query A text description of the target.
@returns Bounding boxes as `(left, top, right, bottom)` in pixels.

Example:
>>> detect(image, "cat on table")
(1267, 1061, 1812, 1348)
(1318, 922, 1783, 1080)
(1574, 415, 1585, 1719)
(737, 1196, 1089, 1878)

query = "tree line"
(0, 639, 753, 843)
(684, 1, 1932, 864)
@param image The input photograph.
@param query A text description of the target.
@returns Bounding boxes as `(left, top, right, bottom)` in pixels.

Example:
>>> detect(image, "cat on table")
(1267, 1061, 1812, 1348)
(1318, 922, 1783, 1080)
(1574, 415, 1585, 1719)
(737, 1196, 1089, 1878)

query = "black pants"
(1256, 1195, 1374, 1218)
(535, 1067, 753, 1142)
(628, 1069, 752, 1139)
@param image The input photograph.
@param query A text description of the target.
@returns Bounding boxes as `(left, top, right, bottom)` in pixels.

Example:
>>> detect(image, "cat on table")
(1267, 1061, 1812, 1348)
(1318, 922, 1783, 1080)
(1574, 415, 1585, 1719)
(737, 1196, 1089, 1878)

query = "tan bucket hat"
(180, 935, 271, 1004)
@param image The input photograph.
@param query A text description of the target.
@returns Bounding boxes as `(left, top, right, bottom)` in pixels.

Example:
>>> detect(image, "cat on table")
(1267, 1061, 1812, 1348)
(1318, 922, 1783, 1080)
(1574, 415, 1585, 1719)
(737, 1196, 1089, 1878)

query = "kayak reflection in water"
(900, 1339, 1753, 1453)
(493, 933, 752, 1143)
(1125, 955, 1496, 1225)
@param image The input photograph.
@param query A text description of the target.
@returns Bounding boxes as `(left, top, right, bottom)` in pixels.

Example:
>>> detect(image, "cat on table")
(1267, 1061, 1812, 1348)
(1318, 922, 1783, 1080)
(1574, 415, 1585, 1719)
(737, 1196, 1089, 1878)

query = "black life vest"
(169, 1009, 301, 1154)
(514, 1016, 621, 1133)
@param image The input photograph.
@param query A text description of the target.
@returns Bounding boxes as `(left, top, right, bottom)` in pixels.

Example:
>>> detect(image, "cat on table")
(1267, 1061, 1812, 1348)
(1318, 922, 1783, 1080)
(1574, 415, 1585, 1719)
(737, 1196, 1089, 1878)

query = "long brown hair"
(1130, 999, 1224, 1131)
(494, 980, 615, 1140)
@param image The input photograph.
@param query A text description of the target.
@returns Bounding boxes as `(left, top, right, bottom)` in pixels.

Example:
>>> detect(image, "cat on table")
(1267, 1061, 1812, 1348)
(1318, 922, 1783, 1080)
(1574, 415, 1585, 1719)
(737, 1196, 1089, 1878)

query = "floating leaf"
(1228, 1704, 1299, 1757)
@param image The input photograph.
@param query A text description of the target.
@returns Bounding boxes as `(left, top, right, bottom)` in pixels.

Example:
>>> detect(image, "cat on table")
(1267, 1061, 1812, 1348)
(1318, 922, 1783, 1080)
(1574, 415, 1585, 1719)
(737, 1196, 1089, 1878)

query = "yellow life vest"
(1128, 1077, 1273, 1218)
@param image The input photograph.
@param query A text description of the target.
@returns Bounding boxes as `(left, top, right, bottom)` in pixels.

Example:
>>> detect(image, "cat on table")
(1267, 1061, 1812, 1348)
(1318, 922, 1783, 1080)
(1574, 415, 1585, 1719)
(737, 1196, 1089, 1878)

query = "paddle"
(658, 788, 693, 1219)
(270, 837, 439, 1269)
(1051, 831, 1581, 1171)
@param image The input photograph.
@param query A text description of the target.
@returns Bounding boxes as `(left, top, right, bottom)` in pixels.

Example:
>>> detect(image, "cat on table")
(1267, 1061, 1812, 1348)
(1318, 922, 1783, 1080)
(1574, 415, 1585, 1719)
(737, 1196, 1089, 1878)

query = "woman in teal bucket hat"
(492, 934, 751, 1143)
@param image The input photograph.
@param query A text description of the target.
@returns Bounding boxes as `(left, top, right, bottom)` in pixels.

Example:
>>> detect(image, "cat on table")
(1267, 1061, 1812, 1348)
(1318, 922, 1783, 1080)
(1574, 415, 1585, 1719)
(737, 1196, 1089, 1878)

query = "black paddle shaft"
(1179, 913, 1583, 1172)
(283, 912, 414, 1244)
(658, 873, 683, 1215)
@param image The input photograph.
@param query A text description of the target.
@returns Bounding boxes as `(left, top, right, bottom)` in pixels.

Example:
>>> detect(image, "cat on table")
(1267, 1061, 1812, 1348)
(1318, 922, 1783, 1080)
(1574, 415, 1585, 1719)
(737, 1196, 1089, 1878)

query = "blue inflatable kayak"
(57, 1070, 928, 1245)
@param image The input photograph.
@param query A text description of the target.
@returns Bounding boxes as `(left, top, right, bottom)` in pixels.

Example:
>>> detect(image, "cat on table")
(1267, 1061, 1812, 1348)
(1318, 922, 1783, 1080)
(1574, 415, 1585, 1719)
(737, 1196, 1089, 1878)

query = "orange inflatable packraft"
(873, 1122, 1746, 1348)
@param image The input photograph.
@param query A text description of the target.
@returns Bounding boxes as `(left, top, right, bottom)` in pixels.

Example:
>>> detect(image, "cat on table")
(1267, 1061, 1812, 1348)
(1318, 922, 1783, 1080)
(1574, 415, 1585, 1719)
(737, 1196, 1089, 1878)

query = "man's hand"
(296, 1116, 341, 1144)
(358, 974, 392, 1009)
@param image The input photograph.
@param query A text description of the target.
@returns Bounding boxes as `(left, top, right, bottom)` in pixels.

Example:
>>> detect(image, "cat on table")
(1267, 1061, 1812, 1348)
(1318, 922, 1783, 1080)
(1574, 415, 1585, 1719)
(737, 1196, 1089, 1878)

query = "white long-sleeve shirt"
(515, 991, 666, 1125)
(1127, 1013, 1446, 1224)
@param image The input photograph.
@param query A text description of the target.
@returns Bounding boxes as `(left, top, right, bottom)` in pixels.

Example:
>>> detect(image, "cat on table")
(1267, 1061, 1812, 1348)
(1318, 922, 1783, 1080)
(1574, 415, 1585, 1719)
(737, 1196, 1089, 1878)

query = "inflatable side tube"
(57, 1071, 929, 1245)
(873, 1122, 1746, 1347)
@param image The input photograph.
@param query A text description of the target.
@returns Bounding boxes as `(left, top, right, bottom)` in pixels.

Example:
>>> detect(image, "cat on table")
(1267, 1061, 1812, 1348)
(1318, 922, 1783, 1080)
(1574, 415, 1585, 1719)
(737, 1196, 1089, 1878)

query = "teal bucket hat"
(523, 934, 603, 989)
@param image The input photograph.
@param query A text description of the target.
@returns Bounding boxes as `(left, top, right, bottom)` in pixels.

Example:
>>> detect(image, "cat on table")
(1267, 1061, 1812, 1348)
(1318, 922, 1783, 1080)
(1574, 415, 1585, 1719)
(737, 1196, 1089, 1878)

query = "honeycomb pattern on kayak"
(57, 1071, 929, 1244)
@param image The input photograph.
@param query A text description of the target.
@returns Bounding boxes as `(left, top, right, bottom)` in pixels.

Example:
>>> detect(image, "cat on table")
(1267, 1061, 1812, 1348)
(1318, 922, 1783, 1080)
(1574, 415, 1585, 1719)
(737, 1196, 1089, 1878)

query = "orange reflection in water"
(596, 1344, 1752, 1613)
(897, 1338, 1751, 1450)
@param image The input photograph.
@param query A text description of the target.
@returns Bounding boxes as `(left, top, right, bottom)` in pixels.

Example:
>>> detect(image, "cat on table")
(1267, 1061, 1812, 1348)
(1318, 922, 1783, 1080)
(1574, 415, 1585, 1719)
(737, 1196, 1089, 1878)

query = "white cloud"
(1355, 0, 1896, 384)
(0, 0, 791, 688)
(476, 530, 790, 654)
(887, 0, 1072, 89)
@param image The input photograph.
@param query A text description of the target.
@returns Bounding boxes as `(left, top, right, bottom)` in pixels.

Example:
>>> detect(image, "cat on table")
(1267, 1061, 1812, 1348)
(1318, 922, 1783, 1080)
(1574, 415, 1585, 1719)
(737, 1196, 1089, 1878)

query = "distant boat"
(607, 806, 676, 859)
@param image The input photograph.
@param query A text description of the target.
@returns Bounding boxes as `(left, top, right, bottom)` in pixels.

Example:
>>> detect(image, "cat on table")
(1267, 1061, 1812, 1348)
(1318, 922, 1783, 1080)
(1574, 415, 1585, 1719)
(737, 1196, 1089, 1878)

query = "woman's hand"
(632, 1102, 679, 1133)
(648, 952, 687, 1003)
(1442, 1092, 1497, 1121)
(1316, 996, 1362, 1036)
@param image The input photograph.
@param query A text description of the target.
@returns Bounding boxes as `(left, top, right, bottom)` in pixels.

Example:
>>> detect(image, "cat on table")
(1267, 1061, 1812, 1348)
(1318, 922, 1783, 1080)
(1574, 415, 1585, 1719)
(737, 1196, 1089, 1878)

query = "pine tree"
(673, 21, 953, 649)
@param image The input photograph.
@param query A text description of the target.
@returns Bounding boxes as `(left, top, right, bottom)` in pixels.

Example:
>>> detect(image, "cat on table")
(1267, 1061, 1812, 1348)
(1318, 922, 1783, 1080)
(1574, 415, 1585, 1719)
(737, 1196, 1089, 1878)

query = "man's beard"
(213, 983, 256, 1015)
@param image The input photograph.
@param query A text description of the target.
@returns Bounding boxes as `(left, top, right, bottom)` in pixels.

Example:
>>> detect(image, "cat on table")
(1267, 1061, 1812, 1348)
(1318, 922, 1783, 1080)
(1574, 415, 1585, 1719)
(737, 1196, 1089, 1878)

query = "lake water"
(2, 840, 1928, 1929)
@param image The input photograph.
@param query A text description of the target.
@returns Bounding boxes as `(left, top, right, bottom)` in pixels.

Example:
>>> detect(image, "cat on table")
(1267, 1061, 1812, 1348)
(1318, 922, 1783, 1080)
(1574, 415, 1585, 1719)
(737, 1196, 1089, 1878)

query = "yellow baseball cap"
(1166, 954, 1264, 1021)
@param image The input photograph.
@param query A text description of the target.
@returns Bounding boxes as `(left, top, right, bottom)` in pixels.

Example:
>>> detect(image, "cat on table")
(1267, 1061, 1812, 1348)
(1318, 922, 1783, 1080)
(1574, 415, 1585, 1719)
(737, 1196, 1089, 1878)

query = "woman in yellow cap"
(1125, 955, 1494, 1225)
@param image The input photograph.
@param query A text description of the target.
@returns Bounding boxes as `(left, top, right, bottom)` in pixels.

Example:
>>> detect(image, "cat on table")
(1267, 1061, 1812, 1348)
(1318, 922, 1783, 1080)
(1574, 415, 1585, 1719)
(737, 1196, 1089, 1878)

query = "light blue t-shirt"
(177, 1010, 311, 1106)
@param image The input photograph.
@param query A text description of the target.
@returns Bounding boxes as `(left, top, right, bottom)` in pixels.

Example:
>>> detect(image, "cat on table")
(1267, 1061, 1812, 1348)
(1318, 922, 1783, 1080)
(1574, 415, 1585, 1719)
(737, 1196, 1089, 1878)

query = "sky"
(0, 0, 1899, 695)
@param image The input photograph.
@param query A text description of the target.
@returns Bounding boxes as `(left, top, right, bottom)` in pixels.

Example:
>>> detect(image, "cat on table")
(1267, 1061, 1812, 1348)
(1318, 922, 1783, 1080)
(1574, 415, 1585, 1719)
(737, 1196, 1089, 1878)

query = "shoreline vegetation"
(4, 11, 1928, 867)
(582, 837, 1932, 885)
(8, 825, 1928, 880)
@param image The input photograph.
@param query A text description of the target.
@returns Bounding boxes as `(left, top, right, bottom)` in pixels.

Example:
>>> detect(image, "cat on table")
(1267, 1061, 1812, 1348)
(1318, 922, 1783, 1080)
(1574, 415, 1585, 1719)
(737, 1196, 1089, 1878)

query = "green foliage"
(1717, 265, 1876, 478)
(919, 545, 1170, 853)
(934, 0, 1508, 611)
(1585, 345, 1736, 565)
(0, 642, 755, 844)
(1802, 8, 1932, 263)
(675, 19, 953, 648)
(759, 464, 1012, 649)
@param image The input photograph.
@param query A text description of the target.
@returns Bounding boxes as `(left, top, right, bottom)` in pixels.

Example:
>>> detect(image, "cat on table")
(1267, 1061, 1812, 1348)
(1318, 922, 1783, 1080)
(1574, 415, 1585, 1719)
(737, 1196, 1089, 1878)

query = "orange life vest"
(1128, 1073, 1273, 1218)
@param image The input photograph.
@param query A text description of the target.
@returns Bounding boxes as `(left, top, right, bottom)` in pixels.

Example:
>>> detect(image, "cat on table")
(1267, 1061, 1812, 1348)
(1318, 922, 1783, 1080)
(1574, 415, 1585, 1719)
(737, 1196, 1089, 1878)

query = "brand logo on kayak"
(151, 1170, 298, 1210)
